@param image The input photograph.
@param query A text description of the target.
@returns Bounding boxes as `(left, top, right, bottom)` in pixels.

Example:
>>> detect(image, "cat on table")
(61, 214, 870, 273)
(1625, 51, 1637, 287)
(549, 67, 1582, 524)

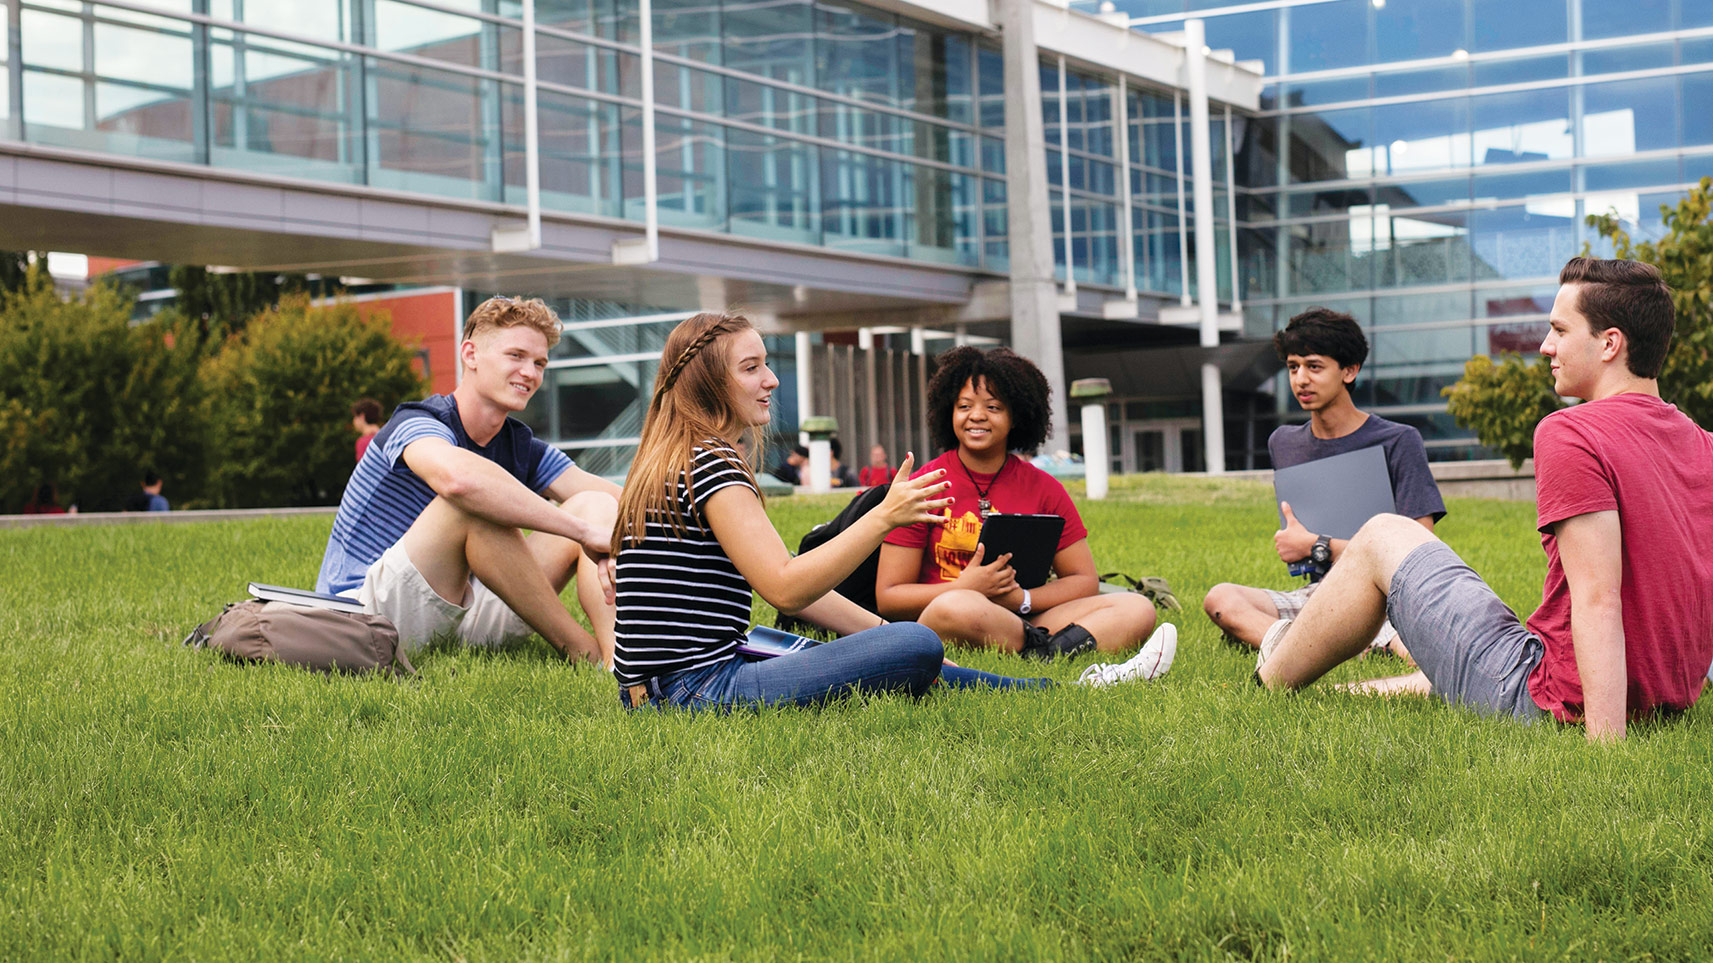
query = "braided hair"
(616, 312, 765, 547)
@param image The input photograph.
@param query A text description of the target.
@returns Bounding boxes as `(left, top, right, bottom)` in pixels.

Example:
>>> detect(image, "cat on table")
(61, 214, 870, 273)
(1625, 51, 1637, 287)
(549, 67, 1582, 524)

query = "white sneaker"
(1076, 623, 1177, 687)
(1257, 618, 1293, 674)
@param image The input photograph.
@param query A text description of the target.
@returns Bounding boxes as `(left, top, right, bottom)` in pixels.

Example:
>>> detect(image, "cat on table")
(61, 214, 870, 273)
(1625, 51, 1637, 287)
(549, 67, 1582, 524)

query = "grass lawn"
(4, 474, 1712, 961)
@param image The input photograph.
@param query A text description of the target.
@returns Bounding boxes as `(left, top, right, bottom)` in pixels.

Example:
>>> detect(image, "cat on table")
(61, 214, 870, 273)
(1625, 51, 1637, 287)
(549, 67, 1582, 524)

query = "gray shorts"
(1387, 541, 1546, 720)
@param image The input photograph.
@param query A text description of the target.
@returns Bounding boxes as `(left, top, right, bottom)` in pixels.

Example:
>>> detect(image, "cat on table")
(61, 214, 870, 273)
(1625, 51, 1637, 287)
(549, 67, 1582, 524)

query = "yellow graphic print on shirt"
(932, 510, 984, 582)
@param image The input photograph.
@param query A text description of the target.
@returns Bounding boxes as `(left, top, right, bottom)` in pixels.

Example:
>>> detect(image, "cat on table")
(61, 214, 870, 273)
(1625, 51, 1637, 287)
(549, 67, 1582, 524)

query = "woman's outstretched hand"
(877, 452, 954, 529)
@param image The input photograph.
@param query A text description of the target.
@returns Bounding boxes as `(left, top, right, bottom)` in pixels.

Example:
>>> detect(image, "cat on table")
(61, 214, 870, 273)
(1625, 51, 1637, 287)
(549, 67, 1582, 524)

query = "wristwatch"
(1310, 534, 1333, 568)
(1018, 588, 1033, 615)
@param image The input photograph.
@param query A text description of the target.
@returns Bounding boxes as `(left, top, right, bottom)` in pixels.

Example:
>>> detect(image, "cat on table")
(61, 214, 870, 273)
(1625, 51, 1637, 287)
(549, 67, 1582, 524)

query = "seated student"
(770, 445, 807, 486)
(612, 312, 1051, 710)
(1256, 257, 1713, 742)
(874, 347, 1160, 660)
(828, 438, 860, 488)
(1203, 309, 1444, 657)
(859, 444, 894, 488)
(123, 471, 169, 512)
(316, 296, 619, 662)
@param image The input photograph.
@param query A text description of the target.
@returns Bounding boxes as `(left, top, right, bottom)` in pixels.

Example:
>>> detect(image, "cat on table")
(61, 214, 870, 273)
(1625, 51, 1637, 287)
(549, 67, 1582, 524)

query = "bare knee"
(1203, 583, 1249, 626)
(1348, 513, 1437, 563)
(920, 589, 992, 628)
(561, 489, 618, 526)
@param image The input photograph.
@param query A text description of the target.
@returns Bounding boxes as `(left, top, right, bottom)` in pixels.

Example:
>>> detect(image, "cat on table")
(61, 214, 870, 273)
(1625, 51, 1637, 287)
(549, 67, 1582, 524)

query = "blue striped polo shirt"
(315, 394, 573, 595)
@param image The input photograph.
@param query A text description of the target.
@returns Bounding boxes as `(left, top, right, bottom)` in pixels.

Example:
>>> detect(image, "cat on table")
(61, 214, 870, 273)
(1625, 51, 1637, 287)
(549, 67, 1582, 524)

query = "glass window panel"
(725, 0, 812, 85)
(535, 31, 628, 96)
(724, 75, 816, 136)
(1375, 0, 1465, 62)
(983, 177, 1009, 271)
(21, 10, 82, 71)
(1371, 98, 1469, 176)
(1278, 76, 1370, 108)
(1203, 10, 1278, 75)
(1287, 223, 1374, 294)
(210, 39, 359, 179)
(1683, 74, 1713, 149)
(1373, 66, 1468, 99)
(1287, 106, 1371, 184)
(637, 114, 724, 227)
(1470, 205, 1578, 281)
(1285, 185, 1369, 217)
(1377, 177, 1470, 209)
(1374, 289, 1471, 327)
(1685, 0, 1713, 29)
(1371, 327, 1476, 366)
(216, 0, 352, 44)
(817, 100, 904, 154)
(1580, 0, 1670, 40)
(1480, 320, 1549, 355)
(977, 43, 1004, 130)
(817, 1, 897, 108)
(1471, 54, 1569, 87)
(1581, 77, 1678, 157)
(1581, 42, 1674, 76)
(654, 0, 720, 63)
(821, 149, 904, 256)
(1581, 158, 1681, 192)
(1682, 38, 1713, 67)
(1285, 0, 1371, 73)
(907, 167, 978, 265)
(92, 21, 191, 90)
(1371, 208, 1470, 288)
(367, 59, 498, 200)
(510, 91, 620, 216)
(23, 70, 84, 130)
(1473, 167, 1572, 200)
(1470, 88, 1571, 165)
(375, 1, 493, 68)
(650, 61, 721, 112)
(728, 129, 817, 242)
(980, 135, 1005, 174)
(1471, 0, 1567, 51)
(1136, 90, 1179, 172)
(1476, 285, 1556, 318)
(898, 25, 971, 125)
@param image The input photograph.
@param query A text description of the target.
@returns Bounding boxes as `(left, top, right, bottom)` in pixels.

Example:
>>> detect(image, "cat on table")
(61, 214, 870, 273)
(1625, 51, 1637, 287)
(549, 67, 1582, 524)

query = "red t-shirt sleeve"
(1534, 411, 1617, 533)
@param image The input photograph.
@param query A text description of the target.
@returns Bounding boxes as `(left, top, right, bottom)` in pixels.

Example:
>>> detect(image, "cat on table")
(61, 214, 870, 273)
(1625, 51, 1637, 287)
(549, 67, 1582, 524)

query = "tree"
(1443, 178, 1713, 463)
(0, 251, 33, 294)
(168, 264, 309, 350)
(1587, 177, 1713, 429)
(1441, 353, 1565, 469)
(202, 295, 424, 508)
(0, 263, 208, 511)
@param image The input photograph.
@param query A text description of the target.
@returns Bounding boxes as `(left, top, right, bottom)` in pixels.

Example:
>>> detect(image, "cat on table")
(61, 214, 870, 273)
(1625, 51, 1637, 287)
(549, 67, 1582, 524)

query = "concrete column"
(997, 0, 1070, 451)
(1185, 19, 1225, 474)
(858, 327, 877, 454)
(1072, 378, 1112, 500)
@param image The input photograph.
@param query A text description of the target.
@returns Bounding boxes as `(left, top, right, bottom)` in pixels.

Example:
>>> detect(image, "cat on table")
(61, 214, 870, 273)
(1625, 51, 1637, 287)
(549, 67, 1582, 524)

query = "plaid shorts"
(1264, 582, 1399, 652)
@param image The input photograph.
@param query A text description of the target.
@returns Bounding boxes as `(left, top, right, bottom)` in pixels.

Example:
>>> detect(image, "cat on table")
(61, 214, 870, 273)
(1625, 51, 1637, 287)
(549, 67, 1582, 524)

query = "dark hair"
(1558, 257, 1675, 378)
(828, 437, 843, 460)
(1273, 307, 1369, 369)
(791, 445, 808, 458)
(142, 470, 161, 487)
(926, 346, 1052, 454)
(351, 398, 383, 424)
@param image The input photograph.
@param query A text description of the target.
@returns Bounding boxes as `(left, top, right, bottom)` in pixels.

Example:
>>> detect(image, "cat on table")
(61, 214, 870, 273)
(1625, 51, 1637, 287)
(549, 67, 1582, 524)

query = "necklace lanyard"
(959, 455, 1008, 520)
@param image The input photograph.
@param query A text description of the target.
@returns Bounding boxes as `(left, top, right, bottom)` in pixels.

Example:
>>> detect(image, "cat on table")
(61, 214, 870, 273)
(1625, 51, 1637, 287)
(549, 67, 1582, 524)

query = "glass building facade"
(1093, 0, 1713, 457)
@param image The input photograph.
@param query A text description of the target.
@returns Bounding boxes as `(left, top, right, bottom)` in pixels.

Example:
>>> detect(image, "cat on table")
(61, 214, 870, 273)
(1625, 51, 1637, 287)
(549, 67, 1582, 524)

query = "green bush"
(1442, 353, 1566, 470)
(202, 294, 424, 508)
(0, 265, 207, 511)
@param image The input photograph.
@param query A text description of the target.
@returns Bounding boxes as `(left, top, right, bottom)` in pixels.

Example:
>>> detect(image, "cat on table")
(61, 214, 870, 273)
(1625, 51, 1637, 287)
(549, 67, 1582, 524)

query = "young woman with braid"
(612, 313, 1048, 710)
(875, 347, 1174, 673)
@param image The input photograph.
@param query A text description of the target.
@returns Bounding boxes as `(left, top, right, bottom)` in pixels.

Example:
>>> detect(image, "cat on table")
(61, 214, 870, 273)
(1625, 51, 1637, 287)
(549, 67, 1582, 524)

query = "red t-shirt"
(883, 451, 1088, 584)
(1525, 394, 1713, 722)
(355, 434, 374, 462)
(859, 465, 894, 488)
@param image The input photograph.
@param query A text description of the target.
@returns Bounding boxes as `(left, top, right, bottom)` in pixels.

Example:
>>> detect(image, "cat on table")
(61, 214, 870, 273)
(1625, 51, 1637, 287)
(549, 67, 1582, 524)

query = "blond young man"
(316, 297, 619, 663)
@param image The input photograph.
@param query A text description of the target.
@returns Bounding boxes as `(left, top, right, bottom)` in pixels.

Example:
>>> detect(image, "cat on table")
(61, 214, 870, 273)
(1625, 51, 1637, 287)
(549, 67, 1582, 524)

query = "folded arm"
(402, 438, 609, 551)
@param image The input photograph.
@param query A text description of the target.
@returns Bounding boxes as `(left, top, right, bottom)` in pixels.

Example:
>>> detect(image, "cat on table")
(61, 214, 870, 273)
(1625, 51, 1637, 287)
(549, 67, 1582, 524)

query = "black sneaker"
(1020, 622, 1055, 660)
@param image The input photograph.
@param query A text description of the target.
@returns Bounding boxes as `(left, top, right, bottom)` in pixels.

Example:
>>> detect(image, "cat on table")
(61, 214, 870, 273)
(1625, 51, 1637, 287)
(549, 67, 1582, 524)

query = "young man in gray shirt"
(1203, 308, 1446, 655)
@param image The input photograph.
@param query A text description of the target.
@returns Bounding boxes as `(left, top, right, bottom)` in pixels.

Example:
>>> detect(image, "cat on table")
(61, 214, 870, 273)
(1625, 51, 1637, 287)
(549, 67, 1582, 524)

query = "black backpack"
(795, 485, 890, 616)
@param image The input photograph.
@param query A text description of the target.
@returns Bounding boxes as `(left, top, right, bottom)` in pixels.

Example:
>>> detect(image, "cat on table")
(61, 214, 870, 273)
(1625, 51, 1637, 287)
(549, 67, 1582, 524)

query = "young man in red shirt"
(1255, 257, 1713, 741)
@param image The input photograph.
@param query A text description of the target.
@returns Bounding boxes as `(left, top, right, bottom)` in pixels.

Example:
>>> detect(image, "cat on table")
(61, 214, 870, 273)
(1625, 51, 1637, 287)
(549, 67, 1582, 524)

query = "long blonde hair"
(616, 312, 765, 546)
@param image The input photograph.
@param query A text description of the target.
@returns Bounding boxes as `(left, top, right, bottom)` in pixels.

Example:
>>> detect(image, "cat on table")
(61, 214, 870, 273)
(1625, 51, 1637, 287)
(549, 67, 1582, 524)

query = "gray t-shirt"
(1268, 414, 1446, 523)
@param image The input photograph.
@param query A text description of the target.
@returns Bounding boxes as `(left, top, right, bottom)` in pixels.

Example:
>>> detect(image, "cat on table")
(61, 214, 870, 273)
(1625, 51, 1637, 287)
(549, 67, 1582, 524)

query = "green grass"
(4, 475, 1712, 961)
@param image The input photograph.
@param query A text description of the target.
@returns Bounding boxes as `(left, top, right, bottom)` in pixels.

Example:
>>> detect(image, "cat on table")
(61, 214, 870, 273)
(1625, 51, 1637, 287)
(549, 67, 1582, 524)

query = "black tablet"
(976, 513, 1064, 589)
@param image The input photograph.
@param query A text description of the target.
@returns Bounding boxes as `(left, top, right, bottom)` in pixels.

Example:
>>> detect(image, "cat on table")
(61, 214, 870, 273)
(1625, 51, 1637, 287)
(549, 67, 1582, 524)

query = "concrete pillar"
(1185, 19, 1225, 474)
(997, 0, 1071, 451)
(1072, 378, 1112, 500)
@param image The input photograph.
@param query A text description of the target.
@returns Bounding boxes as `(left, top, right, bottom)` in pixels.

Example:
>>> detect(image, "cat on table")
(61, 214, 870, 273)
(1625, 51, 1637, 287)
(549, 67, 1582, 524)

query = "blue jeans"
(621, 623, 1051, 711)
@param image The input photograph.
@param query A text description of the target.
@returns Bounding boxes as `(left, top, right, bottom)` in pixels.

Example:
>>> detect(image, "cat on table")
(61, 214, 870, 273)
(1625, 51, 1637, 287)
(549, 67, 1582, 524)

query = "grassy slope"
(2, 476, 1711, 961)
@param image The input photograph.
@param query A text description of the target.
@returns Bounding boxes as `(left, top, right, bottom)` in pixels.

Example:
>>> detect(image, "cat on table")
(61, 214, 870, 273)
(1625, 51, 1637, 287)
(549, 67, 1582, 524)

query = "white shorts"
(349, 542, 532, 652)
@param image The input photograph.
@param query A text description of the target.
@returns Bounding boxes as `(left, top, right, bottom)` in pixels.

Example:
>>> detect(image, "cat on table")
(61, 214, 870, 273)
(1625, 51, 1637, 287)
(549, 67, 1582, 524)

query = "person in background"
(124, 471, 169, 512)
(859, 444, 894, 488)
(352, 398, 384, 462)
(828, 437, 860, 488)
(771, 445, 808, 486)
(23, 483, 67, 515)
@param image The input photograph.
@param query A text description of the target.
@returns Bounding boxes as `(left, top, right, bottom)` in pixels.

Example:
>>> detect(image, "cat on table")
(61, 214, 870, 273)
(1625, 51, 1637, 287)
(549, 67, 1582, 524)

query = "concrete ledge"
(0, 506, 338, 530)
(1207, 459, 1536, 502)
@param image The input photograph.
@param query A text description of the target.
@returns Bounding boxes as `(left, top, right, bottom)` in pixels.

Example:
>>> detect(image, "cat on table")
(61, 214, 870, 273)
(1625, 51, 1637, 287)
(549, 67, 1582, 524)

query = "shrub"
(202, 294, 424, 508)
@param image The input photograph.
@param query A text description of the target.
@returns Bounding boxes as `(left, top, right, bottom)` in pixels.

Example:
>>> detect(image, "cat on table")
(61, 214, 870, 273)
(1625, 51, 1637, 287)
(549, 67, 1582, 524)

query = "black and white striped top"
(612, 443, 757, 686)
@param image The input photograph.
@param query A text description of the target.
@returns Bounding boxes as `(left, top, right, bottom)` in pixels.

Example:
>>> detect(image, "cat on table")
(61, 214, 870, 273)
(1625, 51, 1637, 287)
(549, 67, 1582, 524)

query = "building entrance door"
(1127, 419, 1204, 474)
